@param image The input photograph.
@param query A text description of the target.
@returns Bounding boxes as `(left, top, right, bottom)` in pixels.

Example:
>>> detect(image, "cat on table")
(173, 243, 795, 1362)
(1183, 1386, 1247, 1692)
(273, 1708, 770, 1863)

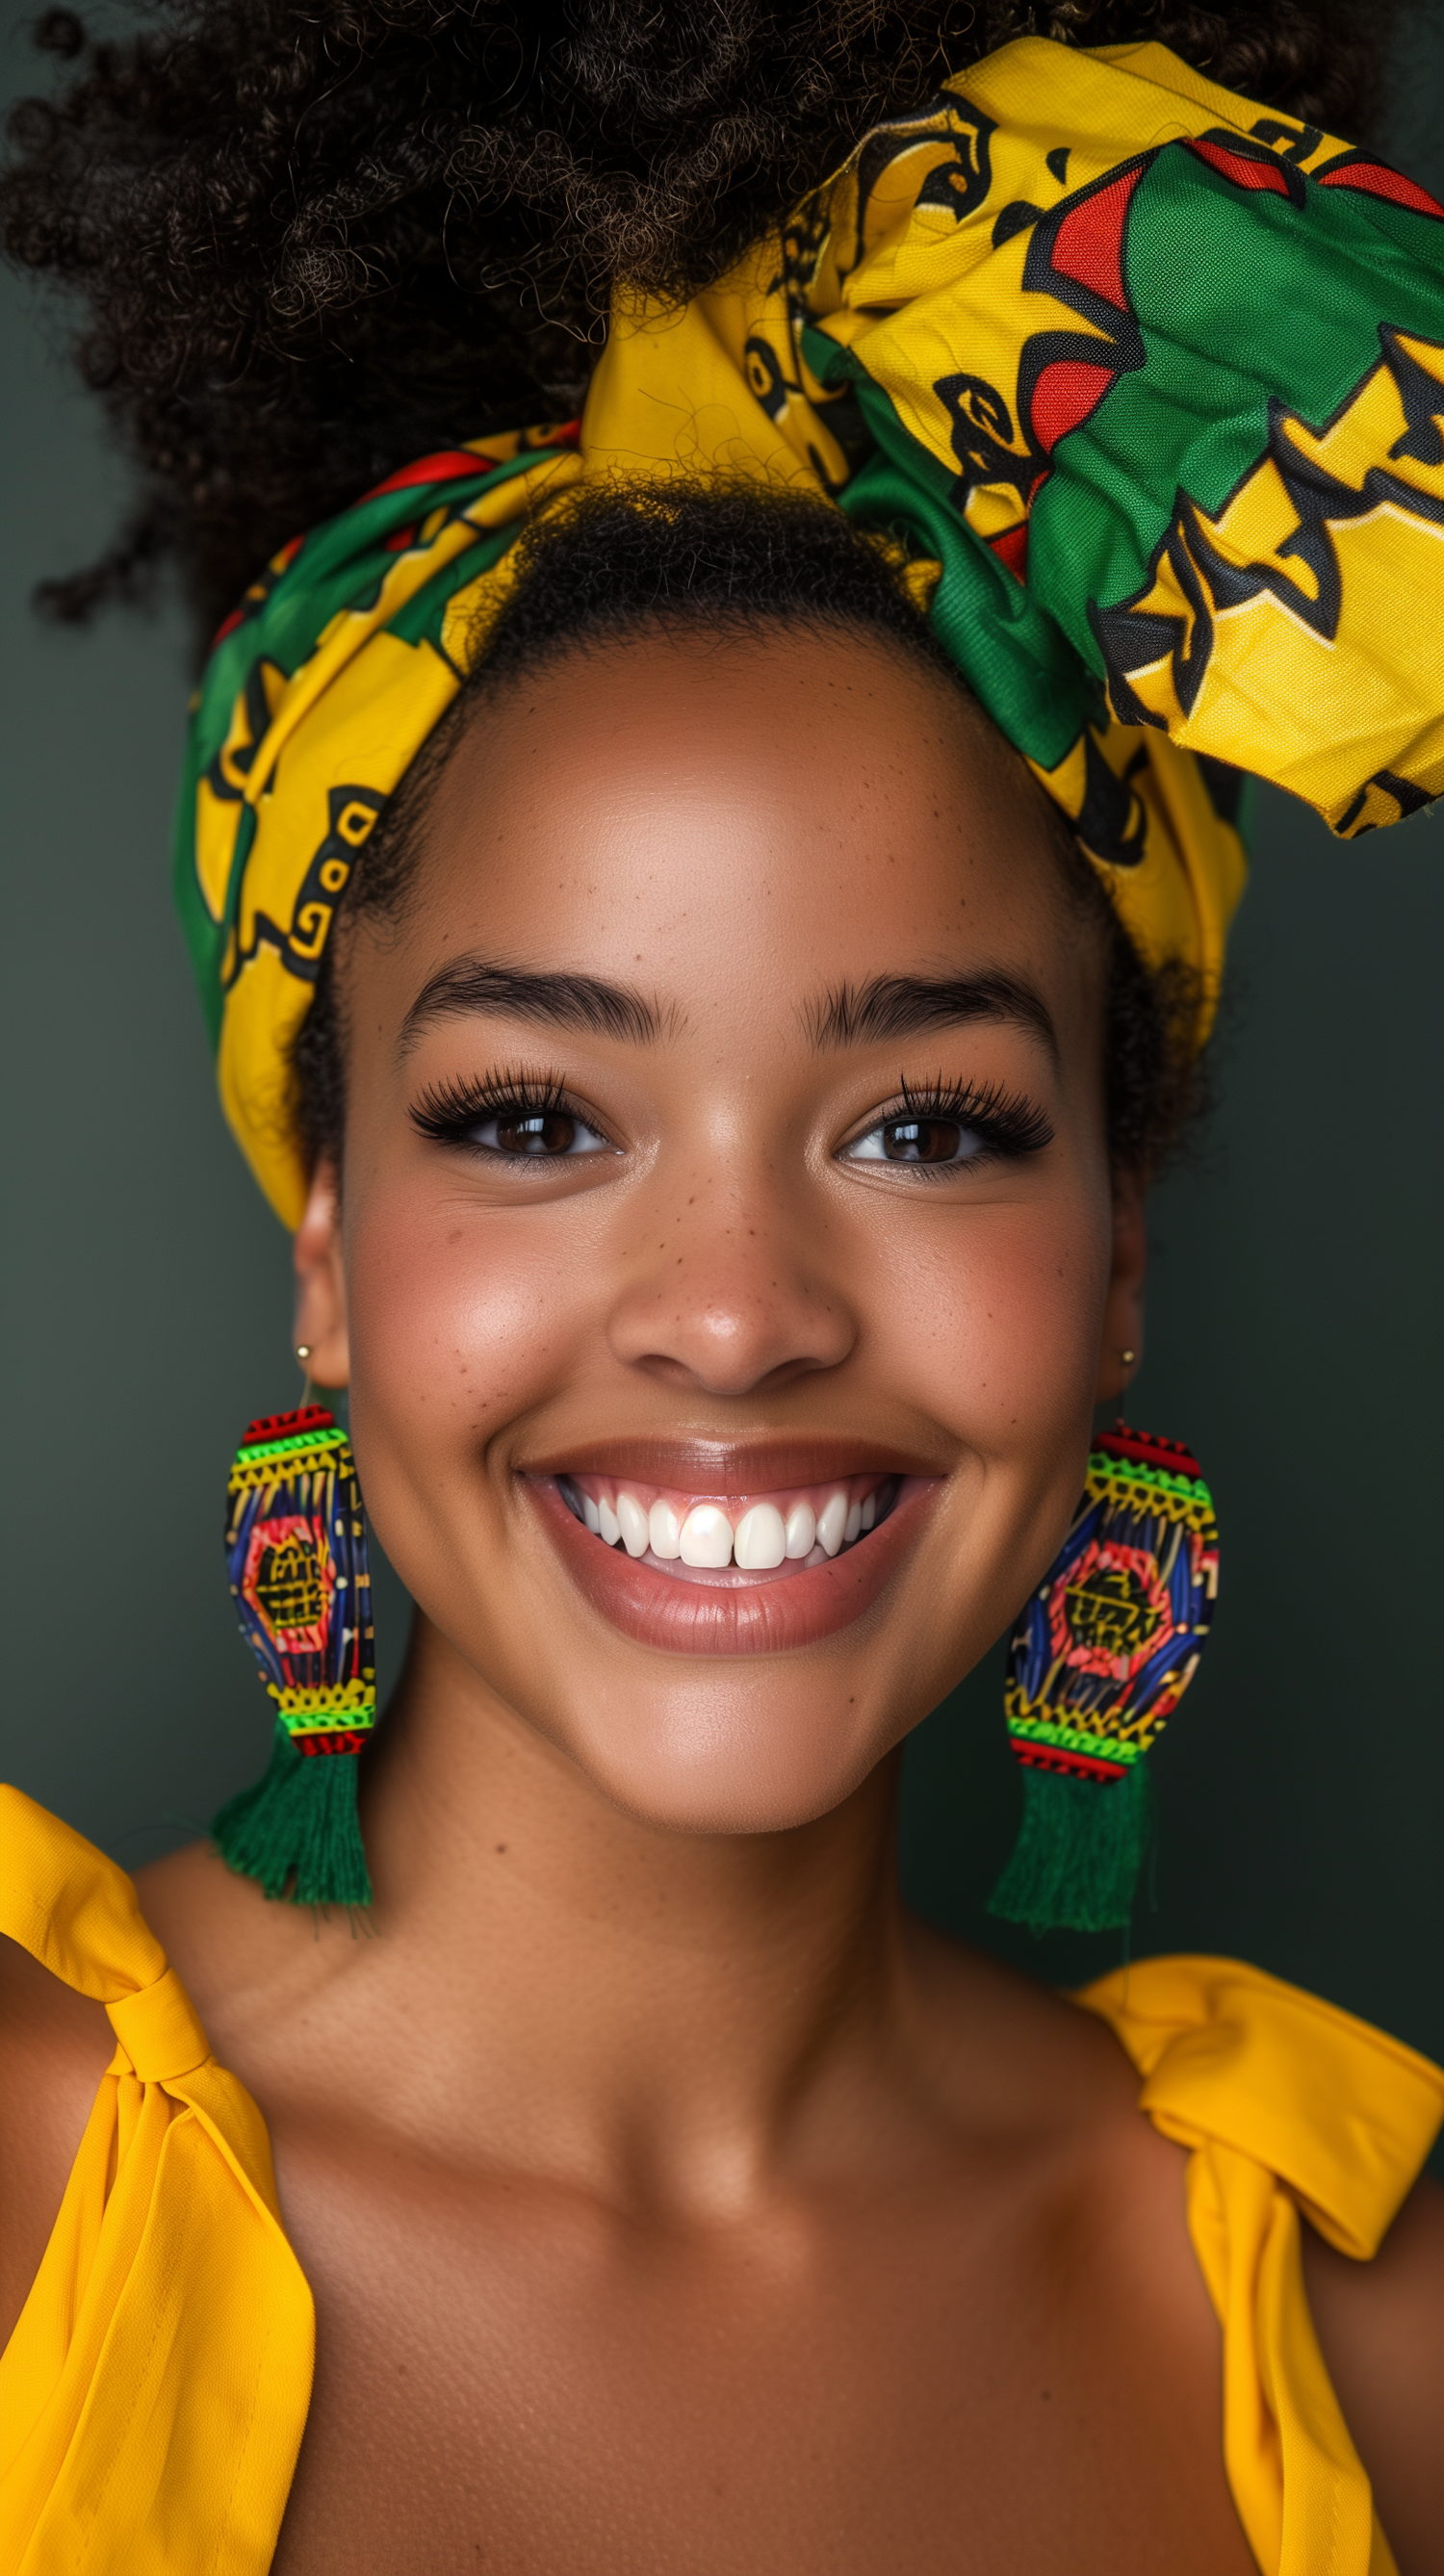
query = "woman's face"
(297, 624, 1145, 1833)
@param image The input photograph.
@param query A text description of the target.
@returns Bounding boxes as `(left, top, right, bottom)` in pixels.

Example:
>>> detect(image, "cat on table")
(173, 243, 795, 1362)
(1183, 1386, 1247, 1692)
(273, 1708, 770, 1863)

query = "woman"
(2, 5, 1442, 2570)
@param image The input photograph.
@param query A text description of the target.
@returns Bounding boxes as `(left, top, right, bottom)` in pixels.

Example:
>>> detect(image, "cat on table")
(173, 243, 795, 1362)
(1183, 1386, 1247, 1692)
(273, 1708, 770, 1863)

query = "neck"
(352, 1611, 918, 2213)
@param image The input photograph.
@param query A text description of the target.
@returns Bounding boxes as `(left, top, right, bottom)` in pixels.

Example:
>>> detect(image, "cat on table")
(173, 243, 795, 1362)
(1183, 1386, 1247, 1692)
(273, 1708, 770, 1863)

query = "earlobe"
(1096, 1171, 1147, 1405)
(293, 1159, 350, 1389)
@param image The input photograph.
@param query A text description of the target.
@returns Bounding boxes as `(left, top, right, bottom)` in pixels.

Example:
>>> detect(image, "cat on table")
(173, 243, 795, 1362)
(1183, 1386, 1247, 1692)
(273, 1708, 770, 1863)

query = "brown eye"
(494, 1110, 579, 1156)
(880, 1118, 972, 1163)
(410, 1084, 614, 1160)
(843, 1111, 987, 1169)
(840, 1086, 1051, 1174)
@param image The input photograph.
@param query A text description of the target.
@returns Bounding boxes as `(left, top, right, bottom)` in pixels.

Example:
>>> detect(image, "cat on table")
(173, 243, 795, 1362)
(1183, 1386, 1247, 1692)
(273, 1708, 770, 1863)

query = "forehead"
(385, 625, 1092, 1036)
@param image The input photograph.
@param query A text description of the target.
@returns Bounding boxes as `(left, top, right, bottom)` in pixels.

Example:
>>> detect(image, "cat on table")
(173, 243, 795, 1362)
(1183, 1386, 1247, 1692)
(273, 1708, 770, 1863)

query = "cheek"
(862, 1182, 1111, 1455)
(341, 1179, 591, 1488)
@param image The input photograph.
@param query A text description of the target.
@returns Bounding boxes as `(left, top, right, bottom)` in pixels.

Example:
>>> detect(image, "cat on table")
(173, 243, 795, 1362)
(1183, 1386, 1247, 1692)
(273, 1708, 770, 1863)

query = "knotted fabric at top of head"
(174, 36, 1444, 1224)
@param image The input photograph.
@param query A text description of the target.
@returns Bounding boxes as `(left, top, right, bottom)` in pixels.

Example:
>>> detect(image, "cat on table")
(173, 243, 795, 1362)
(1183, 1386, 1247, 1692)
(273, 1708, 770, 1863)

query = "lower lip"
(529, 1475, 941, 1657)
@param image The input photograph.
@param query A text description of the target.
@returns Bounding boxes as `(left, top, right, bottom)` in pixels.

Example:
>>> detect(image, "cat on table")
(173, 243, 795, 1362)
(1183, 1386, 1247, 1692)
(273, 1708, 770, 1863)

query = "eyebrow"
(804, 971, 1059, 1064)
(400, 957, 673, 1055)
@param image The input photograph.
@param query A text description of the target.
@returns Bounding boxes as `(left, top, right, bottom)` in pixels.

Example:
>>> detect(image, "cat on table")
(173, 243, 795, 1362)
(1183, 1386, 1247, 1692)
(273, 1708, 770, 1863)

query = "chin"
(542, 1661, 903, 1838)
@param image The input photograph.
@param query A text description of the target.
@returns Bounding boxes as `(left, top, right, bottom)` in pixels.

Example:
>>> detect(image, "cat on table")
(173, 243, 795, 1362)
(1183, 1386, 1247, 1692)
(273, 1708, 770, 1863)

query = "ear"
(1095, 1167, 1147, 1405)
(293, 1159, 349, 1391)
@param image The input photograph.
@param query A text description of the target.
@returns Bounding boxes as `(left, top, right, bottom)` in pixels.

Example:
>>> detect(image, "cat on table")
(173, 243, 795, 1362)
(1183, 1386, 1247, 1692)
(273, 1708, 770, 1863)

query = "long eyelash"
(890, 1072, 1054, 1164)
(410, 1066, 578, 1144)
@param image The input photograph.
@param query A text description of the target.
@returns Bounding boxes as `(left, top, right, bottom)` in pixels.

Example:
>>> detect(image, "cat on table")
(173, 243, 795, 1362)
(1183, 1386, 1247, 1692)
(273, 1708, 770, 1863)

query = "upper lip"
(517, 1433, 945, 1489)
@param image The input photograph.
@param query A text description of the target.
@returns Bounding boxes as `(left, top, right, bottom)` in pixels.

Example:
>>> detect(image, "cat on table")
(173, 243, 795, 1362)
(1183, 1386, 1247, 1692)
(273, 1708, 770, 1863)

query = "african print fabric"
(174, 37, 1444, 1223)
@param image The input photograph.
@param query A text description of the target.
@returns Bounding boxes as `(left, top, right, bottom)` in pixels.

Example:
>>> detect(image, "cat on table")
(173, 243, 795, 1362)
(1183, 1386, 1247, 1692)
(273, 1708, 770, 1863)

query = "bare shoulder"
(0, 1932, 114, 2348)
(131, 1832, 274, 1987)
(1303, 2172, 1444, 2576)
(132, 1835, 360, 2045)
(905, 1912, 1152, 2137)
(903, 1914, 1201, 2253)
(133, 1837, 390, 2133)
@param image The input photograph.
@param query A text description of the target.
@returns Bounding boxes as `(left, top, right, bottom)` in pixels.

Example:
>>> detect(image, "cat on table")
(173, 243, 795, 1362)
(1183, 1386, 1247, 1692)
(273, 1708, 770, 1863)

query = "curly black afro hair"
(3, 0, 1405, 642)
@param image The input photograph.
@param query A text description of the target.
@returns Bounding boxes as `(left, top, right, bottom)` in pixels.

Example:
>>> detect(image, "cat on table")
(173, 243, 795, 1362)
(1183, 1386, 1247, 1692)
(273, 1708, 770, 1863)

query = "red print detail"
(242, 1514, 334, 1657)
(1048, 169, 1141, 312)
(1046, 1537, 1173, 1683)
(361, 449, 499, 504)
(1030, 358, 1117, 453)
(1016, 1741, 1129, 1783)
(989, 521, 1030, 581)
(1187, 138, 1291, 197)
(1319, 161, 1444, 218)
(243, 1406, 335, 1447)
(1095, 1424, 1202, 1480)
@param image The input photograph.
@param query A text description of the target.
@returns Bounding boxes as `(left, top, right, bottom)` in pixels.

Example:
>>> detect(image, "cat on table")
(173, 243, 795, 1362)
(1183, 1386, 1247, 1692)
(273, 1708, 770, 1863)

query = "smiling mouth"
(556, 1471, 901, 1585)
(527, 1455, 939, 1656)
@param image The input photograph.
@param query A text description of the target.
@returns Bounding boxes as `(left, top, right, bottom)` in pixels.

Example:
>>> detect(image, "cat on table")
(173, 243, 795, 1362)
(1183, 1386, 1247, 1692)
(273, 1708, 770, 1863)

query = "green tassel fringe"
(212, 1719, 374, 1908)
(989, 1762, 1153, 1936)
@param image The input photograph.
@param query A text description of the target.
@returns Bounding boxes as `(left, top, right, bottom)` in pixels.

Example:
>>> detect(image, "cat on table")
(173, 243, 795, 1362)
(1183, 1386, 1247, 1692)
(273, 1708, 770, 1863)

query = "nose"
(606, 1175, 858, 1397)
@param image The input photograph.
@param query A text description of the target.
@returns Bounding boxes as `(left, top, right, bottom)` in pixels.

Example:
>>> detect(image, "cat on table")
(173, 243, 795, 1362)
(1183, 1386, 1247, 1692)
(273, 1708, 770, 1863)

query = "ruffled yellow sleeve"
(0, 1786, 313, 2576)
(1077, 1954, 1444, 2576)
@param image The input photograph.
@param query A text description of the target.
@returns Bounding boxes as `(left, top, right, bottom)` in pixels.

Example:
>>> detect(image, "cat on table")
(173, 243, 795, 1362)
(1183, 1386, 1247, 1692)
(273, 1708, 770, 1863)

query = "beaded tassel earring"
(212, 1398, 377, 1907)
(989, 1426, 1219, 1936)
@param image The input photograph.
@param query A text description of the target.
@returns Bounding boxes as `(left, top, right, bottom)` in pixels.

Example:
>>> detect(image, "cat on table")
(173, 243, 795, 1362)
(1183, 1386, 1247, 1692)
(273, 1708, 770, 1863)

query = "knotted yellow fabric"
(2, 1789, 1440, 2571)
(1079, 1955, 1444, 2576)
(0, 1787, 313, 2576)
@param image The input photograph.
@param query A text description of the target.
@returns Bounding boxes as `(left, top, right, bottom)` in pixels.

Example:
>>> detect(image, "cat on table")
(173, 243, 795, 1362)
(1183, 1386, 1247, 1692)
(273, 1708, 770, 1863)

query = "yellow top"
(2, 1786, 1440, 2574)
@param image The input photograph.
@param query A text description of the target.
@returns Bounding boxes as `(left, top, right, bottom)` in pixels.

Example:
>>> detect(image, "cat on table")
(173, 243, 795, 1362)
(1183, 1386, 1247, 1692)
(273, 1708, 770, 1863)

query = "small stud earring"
(1120, 1348, 1137, 1365)
(295, 1344, 313, 1363)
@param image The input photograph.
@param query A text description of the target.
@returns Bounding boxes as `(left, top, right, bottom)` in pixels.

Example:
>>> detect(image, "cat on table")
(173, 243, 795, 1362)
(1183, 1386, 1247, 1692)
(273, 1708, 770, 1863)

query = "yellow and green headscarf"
(174, 37, 1444, 1224)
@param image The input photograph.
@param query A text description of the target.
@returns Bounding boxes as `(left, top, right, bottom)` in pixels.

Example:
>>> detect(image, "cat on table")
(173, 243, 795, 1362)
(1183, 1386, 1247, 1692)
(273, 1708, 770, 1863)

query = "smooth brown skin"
(3, 630, 1441, 2571)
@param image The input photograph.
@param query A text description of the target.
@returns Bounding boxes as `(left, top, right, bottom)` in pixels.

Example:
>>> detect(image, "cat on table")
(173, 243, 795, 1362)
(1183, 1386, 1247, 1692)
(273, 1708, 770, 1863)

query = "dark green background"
(3, 11, 1440, 2160)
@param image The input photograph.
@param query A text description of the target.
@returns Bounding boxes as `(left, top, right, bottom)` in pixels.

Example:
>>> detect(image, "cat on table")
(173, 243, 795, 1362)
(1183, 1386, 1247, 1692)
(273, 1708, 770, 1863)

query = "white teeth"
(734, 1502, 786, 1569)
(573, 1480, 885, 1567)
(680, 1504, 734, 1567)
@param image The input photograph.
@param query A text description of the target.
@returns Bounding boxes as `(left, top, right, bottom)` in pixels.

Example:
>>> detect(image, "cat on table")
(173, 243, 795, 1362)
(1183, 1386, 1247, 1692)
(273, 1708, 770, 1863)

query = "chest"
(266, 2134, 1256, 2576)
